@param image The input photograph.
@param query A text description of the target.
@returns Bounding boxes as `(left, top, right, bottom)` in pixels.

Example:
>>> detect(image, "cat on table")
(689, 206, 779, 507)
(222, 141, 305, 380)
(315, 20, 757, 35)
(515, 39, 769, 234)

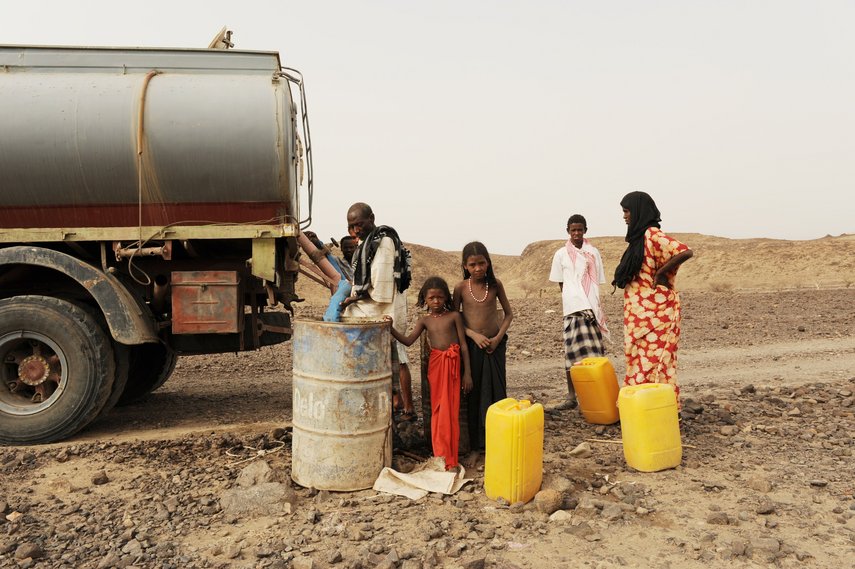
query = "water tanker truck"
(0, 44, 316, 445)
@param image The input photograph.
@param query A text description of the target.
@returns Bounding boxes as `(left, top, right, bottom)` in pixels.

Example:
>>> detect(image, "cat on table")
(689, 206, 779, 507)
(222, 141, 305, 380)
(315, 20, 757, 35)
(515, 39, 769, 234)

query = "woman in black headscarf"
(613, 192, 693, 407)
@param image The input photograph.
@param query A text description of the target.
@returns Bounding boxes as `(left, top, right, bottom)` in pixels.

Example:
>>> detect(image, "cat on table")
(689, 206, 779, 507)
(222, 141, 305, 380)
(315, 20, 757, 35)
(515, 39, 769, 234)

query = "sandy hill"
(299, 234, 855, 302)
(500, 233, 855, 297)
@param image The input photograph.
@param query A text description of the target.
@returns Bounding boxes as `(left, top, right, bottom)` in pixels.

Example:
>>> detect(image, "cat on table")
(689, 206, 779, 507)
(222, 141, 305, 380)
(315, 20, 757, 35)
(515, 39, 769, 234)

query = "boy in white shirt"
(549, 214, 608, 408)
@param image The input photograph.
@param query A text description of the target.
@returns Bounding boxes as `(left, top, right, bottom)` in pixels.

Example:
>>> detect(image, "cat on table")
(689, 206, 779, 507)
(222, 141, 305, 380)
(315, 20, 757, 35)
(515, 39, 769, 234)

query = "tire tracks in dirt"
(508, 337, 855, 396)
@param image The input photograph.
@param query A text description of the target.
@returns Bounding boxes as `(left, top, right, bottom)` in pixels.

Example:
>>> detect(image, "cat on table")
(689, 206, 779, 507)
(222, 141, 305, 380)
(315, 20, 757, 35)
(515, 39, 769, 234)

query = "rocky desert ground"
(1, 235, 853, 569)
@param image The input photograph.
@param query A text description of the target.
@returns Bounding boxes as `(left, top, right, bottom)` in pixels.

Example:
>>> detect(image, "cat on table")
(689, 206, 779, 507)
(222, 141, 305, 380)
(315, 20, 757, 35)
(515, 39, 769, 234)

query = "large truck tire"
(99, 342, 130, 417)
(0, 296, 115, 445)
(117, 343, 178, 405)
(57, 299, 129, 420)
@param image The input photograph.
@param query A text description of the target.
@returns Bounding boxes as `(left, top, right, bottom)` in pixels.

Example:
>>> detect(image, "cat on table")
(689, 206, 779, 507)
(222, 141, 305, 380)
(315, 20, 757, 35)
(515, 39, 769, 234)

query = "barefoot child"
(388, 277, 473, 470)
(452, 241, 513, 451)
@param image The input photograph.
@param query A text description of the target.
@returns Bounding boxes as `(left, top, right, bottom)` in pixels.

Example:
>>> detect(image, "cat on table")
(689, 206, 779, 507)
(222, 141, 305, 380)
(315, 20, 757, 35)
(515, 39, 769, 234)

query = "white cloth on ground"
(373, 457, 471, 500)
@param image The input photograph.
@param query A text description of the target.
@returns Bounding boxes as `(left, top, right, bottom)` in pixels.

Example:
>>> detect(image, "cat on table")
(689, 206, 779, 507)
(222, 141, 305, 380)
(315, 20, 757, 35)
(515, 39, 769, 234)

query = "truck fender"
(0, 246, 159, 344)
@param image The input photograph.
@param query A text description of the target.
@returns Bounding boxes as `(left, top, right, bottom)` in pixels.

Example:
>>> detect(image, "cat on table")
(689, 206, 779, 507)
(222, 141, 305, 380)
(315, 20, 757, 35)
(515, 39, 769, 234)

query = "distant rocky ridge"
(300, 234, 855, 302)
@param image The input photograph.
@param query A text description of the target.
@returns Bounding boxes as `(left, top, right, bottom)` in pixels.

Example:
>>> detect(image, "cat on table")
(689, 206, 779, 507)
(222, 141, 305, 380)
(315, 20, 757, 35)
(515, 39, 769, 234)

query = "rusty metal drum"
(291, 319, 392, 491)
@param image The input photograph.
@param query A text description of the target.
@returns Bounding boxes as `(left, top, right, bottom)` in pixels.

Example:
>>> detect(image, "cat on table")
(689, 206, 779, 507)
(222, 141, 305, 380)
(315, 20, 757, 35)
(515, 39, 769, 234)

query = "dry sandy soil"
(1, 235, 854, 568)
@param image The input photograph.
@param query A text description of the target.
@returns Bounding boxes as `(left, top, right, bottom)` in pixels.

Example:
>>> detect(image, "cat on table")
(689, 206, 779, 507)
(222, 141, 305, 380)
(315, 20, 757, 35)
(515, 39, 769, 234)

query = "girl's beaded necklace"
(468, 278, 489, 303)
(429, 308, 447, 319)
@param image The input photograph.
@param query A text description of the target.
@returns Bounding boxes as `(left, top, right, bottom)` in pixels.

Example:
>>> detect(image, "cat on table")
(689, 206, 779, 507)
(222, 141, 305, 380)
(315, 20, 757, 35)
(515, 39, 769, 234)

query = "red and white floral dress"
(623, 227, 689, 406)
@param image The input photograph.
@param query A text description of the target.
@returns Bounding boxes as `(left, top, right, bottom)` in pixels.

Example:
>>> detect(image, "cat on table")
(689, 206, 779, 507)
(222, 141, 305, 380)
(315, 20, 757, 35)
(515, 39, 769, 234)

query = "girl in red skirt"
(388, 277, 472, 470)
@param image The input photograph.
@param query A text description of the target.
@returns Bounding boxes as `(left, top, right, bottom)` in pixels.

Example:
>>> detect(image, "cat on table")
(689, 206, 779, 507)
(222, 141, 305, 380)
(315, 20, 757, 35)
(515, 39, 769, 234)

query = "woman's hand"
(654, 249, 693, 290)
(487, 335, 502, 353)
(654, 271, 671, 289)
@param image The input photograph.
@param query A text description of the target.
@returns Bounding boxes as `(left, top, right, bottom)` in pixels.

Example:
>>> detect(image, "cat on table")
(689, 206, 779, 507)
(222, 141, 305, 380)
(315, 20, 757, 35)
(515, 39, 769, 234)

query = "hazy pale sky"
(5, 1, 853, 254)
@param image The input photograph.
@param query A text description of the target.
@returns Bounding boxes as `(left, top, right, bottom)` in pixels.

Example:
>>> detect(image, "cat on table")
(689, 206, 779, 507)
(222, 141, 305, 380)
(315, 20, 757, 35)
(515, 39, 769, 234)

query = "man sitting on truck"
(341, 202, 416, 421)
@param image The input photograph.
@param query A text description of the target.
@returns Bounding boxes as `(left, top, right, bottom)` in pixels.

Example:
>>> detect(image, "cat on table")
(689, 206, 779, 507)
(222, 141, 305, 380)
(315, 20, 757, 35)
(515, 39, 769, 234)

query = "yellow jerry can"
(484, 398, 544, 504)
(569, 357, 620, 425)
(618, 383, 682, 472)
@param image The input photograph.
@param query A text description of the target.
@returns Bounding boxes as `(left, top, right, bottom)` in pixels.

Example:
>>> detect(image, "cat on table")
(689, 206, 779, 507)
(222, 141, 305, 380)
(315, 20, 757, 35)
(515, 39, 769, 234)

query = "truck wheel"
(117, 343, 178, 405)
(57, 299, 128, 420)
(99, 342, 130, 417)
(0, 296, 115, 445)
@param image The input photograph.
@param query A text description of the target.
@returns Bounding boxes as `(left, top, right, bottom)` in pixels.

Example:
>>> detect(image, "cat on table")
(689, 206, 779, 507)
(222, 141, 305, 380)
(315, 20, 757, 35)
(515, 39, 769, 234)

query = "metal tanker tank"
(0, 45, 300, 228)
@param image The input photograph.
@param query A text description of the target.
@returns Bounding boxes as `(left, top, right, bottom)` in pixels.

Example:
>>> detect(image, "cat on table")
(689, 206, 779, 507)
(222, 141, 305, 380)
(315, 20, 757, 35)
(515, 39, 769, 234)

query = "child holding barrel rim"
(387, 277, 472, 471)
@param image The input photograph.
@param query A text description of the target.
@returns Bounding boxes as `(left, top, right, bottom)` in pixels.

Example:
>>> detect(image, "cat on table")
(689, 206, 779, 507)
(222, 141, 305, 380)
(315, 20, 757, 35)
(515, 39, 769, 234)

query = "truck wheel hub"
(18, 355, 50, 386)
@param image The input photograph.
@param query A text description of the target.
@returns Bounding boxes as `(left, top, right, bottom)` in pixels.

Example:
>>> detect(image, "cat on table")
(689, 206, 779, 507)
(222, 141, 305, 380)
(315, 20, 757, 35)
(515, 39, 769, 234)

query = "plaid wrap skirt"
(563, 310, 604, 369)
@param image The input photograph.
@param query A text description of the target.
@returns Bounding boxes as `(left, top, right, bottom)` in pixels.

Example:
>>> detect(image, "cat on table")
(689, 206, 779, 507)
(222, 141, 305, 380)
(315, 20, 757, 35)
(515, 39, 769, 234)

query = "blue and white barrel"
(291, 319, 392, 491)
